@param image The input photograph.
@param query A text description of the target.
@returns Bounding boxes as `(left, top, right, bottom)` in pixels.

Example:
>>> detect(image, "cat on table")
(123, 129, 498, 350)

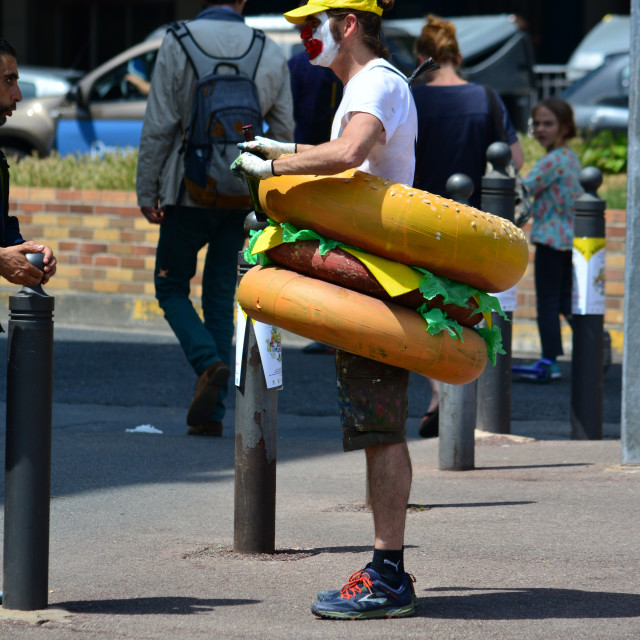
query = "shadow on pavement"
(416, 586, 640, 619)
(0, 330, 624, 501)
(55, 596, 259, 615)
(408, 501, 536, 510)
(477, 463, 593, 471)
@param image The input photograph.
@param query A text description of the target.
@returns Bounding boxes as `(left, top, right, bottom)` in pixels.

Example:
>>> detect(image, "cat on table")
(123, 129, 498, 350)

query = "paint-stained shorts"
(335, 348, 409, 452)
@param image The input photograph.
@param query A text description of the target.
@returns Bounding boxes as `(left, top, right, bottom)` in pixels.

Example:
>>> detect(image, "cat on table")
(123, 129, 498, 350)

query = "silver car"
(565, 14, 629, 82)
(562, 52, 629, 134)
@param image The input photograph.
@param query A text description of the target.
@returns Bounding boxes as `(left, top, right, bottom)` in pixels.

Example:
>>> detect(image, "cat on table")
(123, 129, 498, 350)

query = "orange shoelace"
(340, 570, 374, 600)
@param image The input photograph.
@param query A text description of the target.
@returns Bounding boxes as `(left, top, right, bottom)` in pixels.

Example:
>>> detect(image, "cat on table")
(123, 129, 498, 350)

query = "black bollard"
(476, 142, 515, 434)
(439, 174, 476, 471)
(234, 212, 278, 554)
(571, 167, 605, 440)
(3, 253, 54, 610)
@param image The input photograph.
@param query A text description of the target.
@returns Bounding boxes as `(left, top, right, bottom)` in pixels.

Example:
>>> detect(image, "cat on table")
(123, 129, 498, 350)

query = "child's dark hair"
(532, 98, 577, 141)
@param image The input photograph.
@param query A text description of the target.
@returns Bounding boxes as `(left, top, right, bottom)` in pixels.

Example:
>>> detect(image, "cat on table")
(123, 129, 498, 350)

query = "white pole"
(621, 0, 640, 465)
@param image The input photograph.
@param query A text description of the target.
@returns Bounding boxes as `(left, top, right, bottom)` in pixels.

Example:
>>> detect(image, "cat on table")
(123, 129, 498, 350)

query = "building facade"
(0, 0, 631, 71)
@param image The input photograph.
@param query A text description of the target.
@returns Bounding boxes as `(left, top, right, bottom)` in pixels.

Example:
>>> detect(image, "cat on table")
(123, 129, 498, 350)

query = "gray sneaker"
(311, 567, 416, 620)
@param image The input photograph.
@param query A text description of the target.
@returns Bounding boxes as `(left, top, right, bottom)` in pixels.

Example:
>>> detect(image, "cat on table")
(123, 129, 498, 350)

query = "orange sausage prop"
(238, 265, 487, 384)
(258, 169, 528, 293)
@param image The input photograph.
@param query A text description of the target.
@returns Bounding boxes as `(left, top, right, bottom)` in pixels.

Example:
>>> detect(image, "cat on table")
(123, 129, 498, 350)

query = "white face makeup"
(304, 12, 340, 67)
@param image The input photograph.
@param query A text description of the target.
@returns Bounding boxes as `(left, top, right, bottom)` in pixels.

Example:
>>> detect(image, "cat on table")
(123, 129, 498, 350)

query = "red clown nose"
(300, 23, 323, 59)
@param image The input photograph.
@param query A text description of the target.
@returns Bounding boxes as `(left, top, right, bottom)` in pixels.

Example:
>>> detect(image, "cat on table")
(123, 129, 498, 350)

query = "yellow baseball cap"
(284, 0, 383, 24)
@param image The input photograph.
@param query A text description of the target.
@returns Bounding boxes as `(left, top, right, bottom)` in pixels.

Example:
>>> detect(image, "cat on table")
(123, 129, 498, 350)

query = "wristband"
(271, 159, 280, 177)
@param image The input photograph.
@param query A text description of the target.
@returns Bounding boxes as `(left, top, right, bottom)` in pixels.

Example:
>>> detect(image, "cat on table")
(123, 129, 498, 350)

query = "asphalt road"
(0, 324, 623, 434)
(0, 325, 622, 432)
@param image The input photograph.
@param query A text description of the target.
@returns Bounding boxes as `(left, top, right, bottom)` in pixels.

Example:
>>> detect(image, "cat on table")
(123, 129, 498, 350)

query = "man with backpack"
(136, 0, 293, 436)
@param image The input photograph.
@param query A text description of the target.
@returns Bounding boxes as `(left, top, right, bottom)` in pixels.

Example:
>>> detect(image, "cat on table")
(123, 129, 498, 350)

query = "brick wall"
(1, 187, 627, 357)
(1, 187, 198, 328)
(11, 187, 157, 295)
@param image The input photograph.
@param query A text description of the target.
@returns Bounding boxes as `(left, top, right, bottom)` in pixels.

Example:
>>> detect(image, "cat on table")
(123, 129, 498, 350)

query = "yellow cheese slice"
(342, 247, 422, 297)
(251, 225, 284, 255)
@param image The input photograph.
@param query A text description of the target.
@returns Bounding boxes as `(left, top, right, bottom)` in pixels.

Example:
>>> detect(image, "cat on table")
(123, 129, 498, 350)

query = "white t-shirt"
(330, 58, 417, 185)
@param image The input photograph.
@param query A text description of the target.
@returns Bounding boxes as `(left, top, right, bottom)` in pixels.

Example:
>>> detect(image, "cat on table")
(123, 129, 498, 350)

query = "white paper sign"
(492, 285, 518, 312)
(235, 302, 248, 386)
(235, 304, 283, 389)
(572, 238, 606, 315)
(254, 321, 283, 389)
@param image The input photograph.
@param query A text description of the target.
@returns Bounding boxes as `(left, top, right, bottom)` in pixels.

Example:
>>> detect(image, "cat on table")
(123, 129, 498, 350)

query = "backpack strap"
(484, 85, 507, 143)
(407, 57, 439, 87)
(171, 22, 265, 80)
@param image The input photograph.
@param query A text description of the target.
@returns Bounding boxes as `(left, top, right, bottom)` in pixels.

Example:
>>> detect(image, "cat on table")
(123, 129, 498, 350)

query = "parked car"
(0, 16, 305, 158)
(562, 52, 629, 134)
(565, 14, 629, 82)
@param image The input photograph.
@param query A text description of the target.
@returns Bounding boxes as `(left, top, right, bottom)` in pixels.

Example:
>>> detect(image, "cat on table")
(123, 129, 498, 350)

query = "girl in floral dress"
(520, 98, 582, 379)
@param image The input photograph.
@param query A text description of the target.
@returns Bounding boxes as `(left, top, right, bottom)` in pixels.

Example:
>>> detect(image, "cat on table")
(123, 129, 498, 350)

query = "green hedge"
(7, 134, 627, 207)
(9, 149, 139, 191)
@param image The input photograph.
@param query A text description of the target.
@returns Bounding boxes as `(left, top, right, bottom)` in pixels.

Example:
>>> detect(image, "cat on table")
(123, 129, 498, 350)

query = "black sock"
(371, 548, 404, 588)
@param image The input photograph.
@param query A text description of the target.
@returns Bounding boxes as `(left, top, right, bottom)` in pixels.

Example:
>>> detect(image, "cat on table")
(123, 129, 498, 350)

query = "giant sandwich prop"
(237, 168, 529, 385)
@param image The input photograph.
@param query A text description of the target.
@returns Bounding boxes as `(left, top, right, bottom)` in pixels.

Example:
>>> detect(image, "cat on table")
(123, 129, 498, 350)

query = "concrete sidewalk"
(1, 400, 639, 639)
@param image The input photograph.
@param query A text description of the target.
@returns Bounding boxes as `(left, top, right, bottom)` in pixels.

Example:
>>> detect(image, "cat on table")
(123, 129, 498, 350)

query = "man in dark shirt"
(0, 38, 56, 285)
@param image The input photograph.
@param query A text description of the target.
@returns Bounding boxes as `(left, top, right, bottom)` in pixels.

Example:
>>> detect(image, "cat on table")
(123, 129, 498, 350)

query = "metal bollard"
(439, 174, 476, 471)
(571, 167, 605, 440)
(476, 142, 515, 434)
(3, 253, 54, 610)
(234, 212, 278, 553)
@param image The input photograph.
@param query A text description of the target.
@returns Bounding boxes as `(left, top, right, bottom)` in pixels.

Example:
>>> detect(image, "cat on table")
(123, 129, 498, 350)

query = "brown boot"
(187, 420, 223, 437)
(186, 362, 230, 427)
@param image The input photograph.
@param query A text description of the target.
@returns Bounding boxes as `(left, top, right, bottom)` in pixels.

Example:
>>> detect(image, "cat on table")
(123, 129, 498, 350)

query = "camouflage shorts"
(335, 349, 409, 452)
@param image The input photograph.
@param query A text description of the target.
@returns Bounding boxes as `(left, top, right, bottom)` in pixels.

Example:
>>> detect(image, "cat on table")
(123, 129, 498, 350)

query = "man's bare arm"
(231, 113, 384, 181)
(273, 112, 383, 176)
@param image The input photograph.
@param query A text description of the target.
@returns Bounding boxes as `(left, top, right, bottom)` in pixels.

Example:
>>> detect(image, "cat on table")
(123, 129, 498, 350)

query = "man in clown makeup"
(233, 0, 419, 620)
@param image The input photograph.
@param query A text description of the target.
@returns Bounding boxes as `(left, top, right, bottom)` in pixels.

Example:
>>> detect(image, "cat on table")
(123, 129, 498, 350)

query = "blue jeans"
(155, 205, 246, 421)
(534, 243, 574, 361)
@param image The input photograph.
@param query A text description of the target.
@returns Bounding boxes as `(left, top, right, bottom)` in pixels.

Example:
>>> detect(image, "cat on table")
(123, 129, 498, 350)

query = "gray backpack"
(171, 23, 265, 209)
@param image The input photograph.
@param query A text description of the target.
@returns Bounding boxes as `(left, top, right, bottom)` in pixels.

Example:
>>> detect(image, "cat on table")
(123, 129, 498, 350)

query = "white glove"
(237, 136, 296, 160)
(230, 152, 276, 180)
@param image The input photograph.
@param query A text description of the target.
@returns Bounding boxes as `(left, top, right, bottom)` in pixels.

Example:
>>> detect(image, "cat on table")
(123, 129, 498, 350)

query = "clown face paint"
(300, 12, 340, 67)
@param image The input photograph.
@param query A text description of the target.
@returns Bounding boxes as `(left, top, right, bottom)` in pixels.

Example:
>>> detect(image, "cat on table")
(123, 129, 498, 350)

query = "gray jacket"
(136, 15, 294, 209)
